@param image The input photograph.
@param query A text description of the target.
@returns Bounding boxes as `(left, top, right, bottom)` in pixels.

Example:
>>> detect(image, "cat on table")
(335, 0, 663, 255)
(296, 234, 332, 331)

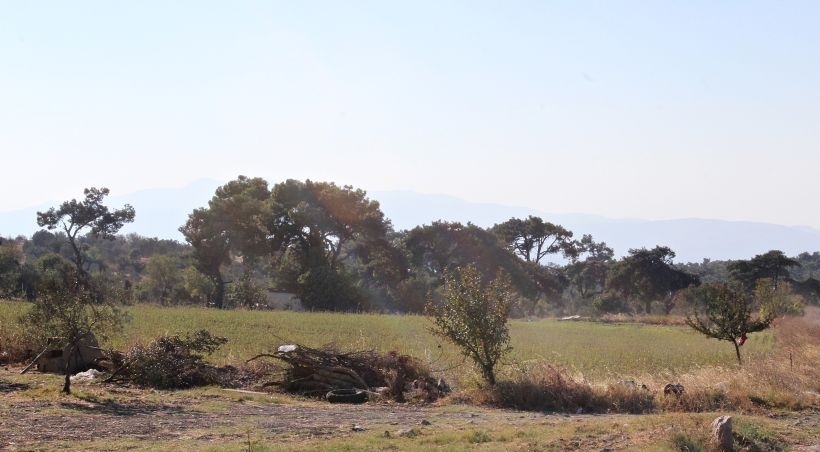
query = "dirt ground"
(1, 371, 819, 451)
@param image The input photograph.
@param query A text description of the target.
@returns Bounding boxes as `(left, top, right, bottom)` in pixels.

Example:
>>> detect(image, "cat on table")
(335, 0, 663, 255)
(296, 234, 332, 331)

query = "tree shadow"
(60, 396, 189, 416)
(0, 380, 30, 393)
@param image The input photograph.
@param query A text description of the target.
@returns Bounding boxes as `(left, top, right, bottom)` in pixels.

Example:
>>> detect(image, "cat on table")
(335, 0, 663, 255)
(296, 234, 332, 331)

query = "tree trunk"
(482, 364, 496, 386)
(62, 342, 77, 394)
(213, 274, 225, 309)
(732, 340, 742, 365)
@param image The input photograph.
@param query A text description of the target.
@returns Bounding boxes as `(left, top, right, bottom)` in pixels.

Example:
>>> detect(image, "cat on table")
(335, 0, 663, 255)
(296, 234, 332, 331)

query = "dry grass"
(625, 307, 820, 413)
(472, 308, 819, 415)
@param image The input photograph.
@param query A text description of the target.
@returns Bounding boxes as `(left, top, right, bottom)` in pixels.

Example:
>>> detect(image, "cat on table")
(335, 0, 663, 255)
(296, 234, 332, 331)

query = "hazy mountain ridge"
(2, 180, 819, 264)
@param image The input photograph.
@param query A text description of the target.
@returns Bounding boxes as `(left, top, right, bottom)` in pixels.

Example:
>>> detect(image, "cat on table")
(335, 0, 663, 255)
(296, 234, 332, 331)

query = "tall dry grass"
(480, 309, 819, 414)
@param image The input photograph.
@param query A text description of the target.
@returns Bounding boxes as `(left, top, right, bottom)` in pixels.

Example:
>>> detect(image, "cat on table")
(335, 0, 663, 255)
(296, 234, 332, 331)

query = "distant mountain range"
(3, 179, 819, 264)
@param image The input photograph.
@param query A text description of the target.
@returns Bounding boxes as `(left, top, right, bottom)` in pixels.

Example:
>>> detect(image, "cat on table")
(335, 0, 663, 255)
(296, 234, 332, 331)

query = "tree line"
(1, 177, 819, 316)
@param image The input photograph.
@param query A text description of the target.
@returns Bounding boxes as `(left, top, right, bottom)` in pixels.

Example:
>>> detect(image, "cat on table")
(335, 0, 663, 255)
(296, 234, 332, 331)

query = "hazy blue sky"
(2, 1, 819, 227)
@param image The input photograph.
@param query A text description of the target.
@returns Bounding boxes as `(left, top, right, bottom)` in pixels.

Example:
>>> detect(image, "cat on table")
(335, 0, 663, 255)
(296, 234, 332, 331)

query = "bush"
(116, 329, 227, 389)
(426, 264, 513, 386)
(489, 363, 597, 412)
(485, 364, 658, 414)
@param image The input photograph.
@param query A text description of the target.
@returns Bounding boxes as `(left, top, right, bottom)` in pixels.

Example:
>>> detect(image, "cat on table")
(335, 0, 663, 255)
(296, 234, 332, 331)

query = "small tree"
(426, 264, 513, 386)
(30, 187, 134, 393)
(685, 282, 773, 364)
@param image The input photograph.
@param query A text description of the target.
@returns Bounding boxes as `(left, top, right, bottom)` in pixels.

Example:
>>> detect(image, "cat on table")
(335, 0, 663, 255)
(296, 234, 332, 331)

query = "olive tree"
(31, 187, 133, 393)
(426, 264, 513, 386)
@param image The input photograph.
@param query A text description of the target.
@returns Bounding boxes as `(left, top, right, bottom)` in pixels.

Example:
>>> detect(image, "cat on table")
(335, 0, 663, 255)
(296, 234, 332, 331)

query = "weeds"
(669, 431, 705, 451)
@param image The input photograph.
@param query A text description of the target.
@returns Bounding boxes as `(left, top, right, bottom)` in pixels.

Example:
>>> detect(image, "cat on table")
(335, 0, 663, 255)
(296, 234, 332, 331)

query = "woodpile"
(249, 343, 436, 401)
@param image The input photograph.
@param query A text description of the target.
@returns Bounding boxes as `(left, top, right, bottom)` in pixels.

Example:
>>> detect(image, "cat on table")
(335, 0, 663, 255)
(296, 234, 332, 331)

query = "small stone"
(396, 428, 418, 438)
(710, 415, 733, 452)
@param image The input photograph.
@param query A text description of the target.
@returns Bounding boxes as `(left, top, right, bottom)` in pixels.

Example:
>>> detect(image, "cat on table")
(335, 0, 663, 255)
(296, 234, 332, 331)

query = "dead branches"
(248, 343, 439, 401)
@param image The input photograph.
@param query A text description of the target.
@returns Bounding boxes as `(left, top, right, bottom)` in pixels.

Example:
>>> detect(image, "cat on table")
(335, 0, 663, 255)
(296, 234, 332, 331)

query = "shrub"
(426, 264, 513, 386)
(116, 329, 227, 389)
(489, 363, 597, 412)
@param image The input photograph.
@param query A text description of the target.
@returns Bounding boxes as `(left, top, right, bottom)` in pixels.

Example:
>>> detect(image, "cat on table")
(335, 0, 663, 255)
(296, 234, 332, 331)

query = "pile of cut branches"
(105, 329, 227, 389)
(249, 343, 438, 402)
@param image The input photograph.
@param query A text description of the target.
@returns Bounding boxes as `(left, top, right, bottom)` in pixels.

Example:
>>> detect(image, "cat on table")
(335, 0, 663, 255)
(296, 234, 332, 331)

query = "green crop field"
(0, 300, 772, 382)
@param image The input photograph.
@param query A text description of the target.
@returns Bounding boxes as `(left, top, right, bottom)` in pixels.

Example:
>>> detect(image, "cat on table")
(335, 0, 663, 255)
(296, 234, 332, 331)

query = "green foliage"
(270, 179, 390, 311)
(180, 176, 270, 308)
(182, 266, 215, 306)
(491, 216, 576, 264)
(755, 278, 804, 319)
(138, 254, 184, 304)
(30, 187, 134, 393)
(118, 329, 227, 389)
(225, 271, 268, 308)
(591, 293, 628, 313)
(404, 221, 548, 312)
(36, 187, 135, 274)
(565, 234, 614, 303)
(25, 266, 126, 343)
(685, 282, 773, 364)
(426, 264, 513, 386)
(0, 240, 23, 299)
(607, 246, 699, 314)
(728, 250, 800, 292)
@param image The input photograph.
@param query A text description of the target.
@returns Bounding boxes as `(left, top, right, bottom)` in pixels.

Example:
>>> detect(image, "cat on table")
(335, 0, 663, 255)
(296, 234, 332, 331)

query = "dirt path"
(2, 378, 818, 451)
(0, 382, 564, 449)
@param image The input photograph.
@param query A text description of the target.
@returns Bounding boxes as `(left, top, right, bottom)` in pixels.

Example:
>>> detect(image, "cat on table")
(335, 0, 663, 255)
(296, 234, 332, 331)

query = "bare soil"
(1, 372, 818, 451)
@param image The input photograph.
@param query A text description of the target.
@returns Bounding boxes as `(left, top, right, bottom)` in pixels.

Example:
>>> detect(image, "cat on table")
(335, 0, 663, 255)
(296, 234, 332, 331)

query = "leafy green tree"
(403, 221, 547, 311)
(225, 272, 268, 308)
(607, 246, 699, 314)
(139, 254, 183, 305)
(36, 187, 135, 279)
(729, 250, 800, 291)
(30, 187, 133, 393)
(491, 216, 576, 264)
(182, 266, 215, 306)
(269, 179, 390, 311)
(755, 278, 804, 319)
(180, 176, 271, 308)
(179, 208, 231, 308)
(0, 239, 23, 299)
(566, 234, 614, 302)
(685, 282, 773, 364)
(426, 264, 513, 386)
